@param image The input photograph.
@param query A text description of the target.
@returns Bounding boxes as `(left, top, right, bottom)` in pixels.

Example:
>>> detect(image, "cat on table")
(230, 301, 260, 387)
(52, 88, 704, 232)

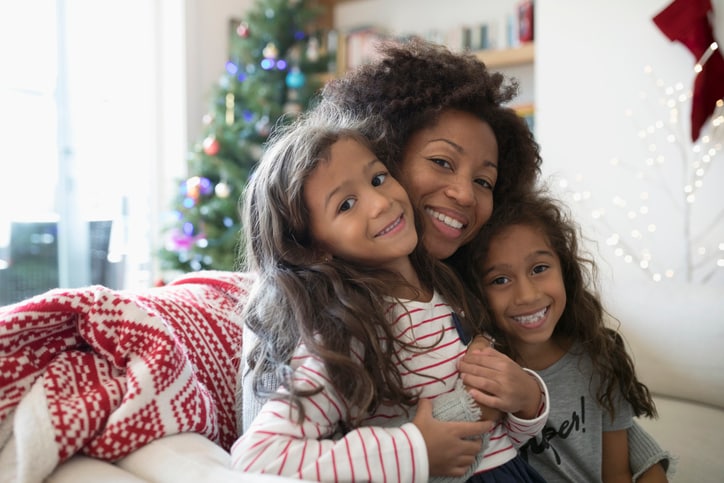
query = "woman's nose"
(444, 176, 475, 207)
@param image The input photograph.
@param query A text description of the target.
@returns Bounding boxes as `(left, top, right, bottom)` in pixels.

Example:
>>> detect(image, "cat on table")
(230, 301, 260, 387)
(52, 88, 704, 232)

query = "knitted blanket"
(0, 271, 251, 483)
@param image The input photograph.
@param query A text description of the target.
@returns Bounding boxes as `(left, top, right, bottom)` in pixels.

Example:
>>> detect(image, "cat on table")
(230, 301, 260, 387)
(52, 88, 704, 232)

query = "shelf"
(474, 42, 534, 68)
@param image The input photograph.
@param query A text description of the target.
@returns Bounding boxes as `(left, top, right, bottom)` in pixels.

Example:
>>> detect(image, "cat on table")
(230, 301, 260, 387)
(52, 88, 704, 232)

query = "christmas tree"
(159, 0, 331, 275)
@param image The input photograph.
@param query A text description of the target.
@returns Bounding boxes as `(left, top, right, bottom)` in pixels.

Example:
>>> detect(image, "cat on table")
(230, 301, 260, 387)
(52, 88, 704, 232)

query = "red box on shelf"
(518, 1, 534, 43)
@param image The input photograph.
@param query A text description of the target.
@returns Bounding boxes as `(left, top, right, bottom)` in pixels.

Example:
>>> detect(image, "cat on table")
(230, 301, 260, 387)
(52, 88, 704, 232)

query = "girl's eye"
(430, 157, 452, 169)
(372, 172, 386, 187)
(339, 198, 356, 212)
(532, 264, 549, 275)
(490, 275, 509, 286)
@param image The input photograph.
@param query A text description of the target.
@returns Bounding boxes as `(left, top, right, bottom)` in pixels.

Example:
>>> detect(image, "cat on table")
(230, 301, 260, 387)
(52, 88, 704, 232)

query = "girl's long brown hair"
(473, 192, 657, 419)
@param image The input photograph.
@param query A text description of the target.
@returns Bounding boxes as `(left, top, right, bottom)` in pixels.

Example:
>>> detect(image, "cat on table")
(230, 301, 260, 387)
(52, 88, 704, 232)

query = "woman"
(240, 38, 670, 481)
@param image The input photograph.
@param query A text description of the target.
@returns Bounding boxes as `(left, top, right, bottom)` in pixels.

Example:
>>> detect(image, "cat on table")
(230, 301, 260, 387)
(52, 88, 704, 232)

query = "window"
(0, 0, 170, 304)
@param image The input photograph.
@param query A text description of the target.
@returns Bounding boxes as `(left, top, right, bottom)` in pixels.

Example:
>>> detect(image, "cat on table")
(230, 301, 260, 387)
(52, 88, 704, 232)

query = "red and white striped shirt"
(231, 292, 548, 482)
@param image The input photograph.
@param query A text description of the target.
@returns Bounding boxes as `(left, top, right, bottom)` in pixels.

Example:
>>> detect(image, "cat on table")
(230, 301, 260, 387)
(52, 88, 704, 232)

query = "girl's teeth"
(378, 217, 401, 236)
(513, 308, 546, 325)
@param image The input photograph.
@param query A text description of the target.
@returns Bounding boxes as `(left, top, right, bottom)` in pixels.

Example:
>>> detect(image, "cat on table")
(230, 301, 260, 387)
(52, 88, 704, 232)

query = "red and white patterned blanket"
(0, 271, 252, 482)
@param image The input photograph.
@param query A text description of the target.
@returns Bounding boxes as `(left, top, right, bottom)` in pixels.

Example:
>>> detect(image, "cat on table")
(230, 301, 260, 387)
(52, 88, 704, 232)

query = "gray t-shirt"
(519, 343, 633, 482)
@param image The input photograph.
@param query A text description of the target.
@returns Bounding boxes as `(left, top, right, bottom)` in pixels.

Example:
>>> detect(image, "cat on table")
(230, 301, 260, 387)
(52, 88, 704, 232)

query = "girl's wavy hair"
(472, 192, 657, 420)
(239, 101, 480, 425)
(322, 38, 542, 293)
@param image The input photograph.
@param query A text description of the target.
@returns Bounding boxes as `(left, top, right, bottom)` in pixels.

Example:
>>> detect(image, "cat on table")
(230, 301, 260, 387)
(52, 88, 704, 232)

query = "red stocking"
(653, 0, 724, 141)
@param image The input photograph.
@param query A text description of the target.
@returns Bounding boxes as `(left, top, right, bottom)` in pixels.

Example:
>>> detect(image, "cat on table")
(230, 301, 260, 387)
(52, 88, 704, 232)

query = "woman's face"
(400, 109, 498, 260)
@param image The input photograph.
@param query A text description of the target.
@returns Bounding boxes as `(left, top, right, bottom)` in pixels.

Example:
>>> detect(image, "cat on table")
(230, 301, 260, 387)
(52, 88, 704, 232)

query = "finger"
(467, 387, 499, 408)
(450, 420, 494, 437)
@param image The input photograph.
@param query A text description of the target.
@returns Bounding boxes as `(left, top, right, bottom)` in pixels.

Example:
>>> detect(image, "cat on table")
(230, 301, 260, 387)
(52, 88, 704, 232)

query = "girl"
(231, 102, 549, 482)
(470, 192, 660, 482)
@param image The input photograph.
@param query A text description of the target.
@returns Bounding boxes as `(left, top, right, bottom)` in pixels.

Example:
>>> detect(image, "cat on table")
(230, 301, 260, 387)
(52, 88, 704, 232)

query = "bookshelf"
(474, 42, 534, 68)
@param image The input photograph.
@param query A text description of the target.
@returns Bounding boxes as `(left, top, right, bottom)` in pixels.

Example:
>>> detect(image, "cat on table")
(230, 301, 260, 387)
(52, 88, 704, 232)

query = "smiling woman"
(0, 0, 182, 302)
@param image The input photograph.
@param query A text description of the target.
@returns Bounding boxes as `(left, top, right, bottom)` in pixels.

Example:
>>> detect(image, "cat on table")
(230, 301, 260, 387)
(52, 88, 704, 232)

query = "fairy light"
(694, 42, 718, 73)
(557, 65, 724, 283)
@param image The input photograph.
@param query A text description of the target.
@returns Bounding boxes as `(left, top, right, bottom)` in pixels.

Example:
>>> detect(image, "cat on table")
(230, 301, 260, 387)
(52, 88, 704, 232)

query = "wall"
(185, 0, 253, 144)
(535, 0, 724, 409)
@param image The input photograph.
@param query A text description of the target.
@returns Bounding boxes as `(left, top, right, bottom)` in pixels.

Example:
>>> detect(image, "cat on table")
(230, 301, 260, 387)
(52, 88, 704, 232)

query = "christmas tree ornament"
(215, 181, 231, 198)
(236, 22, 250, 38)
(285, 67, 306, 89)
(255, 115, 271, 137)
(202, 135, 220, 156)
(653, 0, 724, 141)
(185, 176, 213, 202)
(260, 57, 275, 70)
(263, 42, 279, 59)
(225, 61, 239, 76)
(306, 36, 320, 62)
(225, 93, 235, 125)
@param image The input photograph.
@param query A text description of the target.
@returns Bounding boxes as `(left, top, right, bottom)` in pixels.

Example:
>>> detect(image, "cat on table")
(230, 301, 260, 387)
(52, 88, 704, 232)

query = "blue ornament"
(285, 68, 306, 89)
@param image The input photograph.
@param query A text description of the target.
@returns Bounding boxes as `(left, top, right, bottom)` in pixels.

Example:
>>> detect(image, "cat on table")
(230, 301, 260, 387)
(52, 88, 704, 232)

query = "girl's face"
(481, 223, 566, 362)
(304, 137, 418, 275)
(399, 109, 498, 260)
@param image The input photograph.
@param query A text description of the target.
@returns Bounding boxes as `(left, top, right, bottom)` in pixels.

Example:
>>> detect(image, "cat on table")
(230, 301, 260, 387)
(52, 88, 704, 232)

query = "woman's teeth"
(426, 208, 464, 229)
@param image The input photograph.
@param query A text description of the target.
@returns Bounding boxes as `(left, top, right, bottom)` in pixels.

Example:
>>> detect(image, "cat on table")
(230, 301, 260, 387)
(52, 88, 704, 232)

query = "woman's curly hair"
(322, 38, 542, 308)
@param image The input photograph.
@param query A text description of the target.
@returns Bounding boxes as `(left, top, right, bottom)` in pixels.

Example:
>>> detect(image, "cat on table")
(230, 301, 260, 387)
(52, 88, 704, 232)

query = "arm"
(500, 369, 549, 445)
(602, 429, 633, 483)
(628, 421, 674, 482)
(463, 335, 504, 423)
(458, 346, 546, 420)
(232, 347, 490, 482)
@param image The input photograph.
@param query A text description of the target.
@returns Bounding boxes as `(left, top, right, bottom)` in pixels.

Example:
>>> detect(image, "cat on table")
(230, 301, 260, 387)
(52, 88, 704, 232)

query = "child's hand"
(413, 398, 492, 477)
(458, 346, 542, 419)
(467, 334, 493, 352)
(463, 335, 504, 423)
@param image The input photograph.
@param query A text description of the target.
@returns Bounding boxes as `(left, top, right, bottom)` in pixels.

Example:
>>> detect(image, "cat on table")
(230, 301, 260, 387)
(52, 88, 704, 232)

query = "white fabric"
(47, 433, 304, 483)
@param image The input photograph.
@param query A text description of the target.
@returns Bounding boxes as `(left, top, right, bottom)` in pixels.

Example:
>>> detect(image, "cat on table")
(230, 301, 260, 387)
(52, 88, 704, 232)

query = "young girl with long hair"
(470, 192, 660, 481)
(231, 102, 549, 482)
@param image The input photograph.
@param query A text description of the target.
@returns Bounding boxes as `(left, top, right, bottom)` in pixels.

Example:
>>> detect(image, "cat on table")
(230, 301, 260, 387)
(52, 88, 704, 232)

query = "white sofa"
(4, 273, 722, 482)
(609, 281, 724, 482)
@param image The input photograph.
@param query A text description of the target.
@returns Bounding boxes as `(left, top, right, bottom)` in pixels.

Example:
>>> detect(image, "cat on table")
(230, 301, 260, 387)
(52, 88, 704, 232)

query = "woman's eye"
(474, 178, 493, 190)
(372, 172, 386, 187)
(430, 157, 452, 169)
(339, 198, 356, 212)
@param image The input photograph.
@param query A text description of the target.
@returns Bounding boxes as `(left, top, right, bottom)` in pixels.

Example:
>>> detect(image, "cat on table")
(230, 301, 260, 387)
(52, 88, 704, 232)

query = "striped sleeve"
(504, 369, 550, 447)
(230, 347, 429, 483)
